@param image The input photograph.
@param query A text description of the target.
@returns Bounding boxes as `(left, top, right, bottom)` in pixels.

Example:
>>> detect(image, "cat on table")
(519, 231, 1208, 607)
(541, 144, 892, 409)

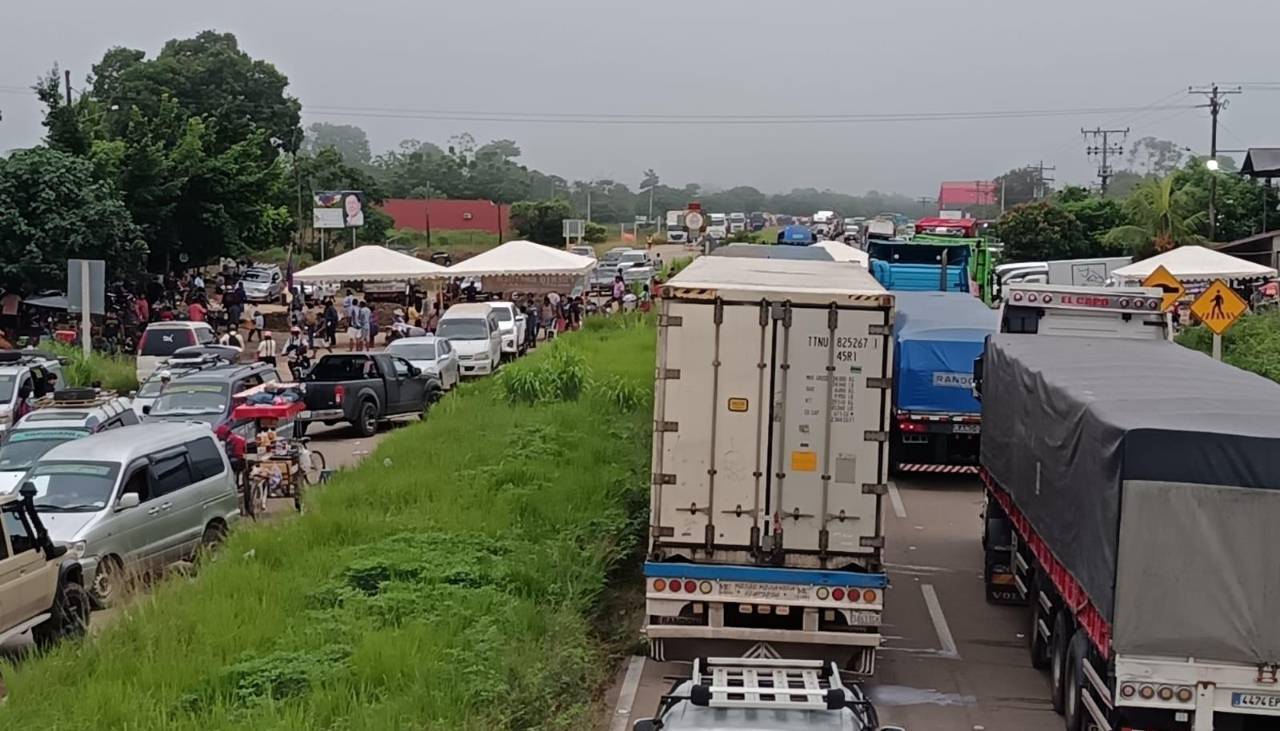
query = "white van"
(436, 304, 502, 376)
(0, 351, 66, 436)
(135, 321, 216, 384)
(22, 422, 240, 605)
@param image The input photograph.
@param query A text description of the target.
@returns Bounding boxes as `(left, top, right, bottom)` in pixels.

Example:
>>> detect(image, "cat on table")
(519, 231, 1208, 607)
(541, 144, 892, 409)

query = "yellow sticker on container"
(791, 451, 818, 472)
(727, 397, 749, 412)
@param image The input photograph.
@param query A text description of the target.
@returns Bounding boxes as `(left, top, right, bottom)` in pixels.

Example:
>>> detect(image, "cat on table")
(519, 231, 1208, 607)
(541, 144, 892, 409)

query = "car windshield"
(387, 343, 436, 361)
(137, 369, 186, 398)
(25, 461, 120, 513)
(437, 319, 488, 340)
(140, 328, 196, 356)
(0, 428, 90, 473)
(0, 373, 14, 402)
(491, 308, 512, 322)
(621, 253, 647, 264)
(150, 382, 229, 416)
(243, 270, 272, 282)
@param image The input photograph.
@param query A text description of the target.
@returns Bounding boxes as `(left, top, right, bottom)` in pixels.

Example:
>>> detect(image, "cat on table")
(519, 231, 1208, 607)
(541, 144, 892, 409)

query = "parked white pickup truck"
(487, 302, 528, 359)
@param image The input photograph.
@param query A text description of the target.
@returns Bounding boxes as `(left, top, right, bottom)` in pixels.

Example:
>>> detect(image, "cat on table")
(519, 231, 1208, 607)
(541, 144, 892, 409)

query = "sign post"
(562, 218, 586, 249)
(1188, 279, 1248, 360)
(66, 259, 105, 359)
(1142, 265, 1187, 342)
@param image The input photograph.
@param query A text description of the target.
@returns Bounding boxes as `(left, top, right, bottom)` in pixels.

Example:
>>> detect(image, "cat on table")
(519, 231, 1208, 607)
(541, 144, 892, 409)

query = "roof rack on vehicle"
(0, 349, 63, 365)
(32, 388, 122, 409)
(685, 658, 851, 711)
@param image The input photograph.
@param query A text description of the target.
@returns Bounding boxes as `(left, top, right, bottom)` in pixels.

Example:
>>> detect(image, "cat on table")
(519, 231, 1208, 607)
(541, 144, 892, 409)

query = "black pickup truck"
(298, 353, 442, 437)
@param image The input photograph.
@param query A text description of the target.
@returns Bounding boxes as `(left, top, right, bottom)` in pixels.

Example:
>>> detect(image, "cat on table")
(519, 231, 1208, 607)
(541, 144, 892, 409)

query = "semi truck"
(976, 285, 1280, 730)
(889, 292, 996, 475)
(666, 210, 689, 244)
(645, 256, 895, 674)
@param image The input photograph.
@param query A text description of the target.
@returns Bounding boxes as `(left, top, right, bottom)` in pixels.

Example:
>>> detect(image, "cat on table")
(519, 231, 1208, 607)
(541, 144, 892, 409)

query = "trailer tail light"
(1120, 683, 1136, 699)
(652, 579, 667, 593)
(1157, 686, 1174, 701)
(862, 589, 878, 603)
(698, 581, 712, 594)
(1012, 292, 1024, 302)
(1176, 687, 1193, 703)
(669, 580, 682, 593)
(815, 587, 830, 600)
(1040, 294, 1053, 304)
(683, 580, 697, 594)
(334, 385, 345, 404)
(831, 587, 846, 601)
(1138, 685, 1155, 700)
(897, 417, 925, 433)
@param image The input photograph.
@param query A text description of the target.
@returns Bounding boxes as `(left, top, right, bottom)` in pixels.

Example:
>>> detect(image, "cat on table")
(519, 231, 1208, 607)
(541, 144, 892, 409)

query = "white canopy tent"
(811, 240, 870, 266)
(1111, 246, 1277, 283)
(445, 240, 597, 278)
(291, 245, 449, 283)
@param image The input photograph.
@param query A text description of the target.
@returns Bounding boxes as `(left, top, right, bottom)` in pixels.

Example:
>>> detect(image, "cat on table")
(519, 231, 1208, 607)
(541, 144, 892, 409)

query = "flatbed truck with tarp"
(975, 294, 1280, 730)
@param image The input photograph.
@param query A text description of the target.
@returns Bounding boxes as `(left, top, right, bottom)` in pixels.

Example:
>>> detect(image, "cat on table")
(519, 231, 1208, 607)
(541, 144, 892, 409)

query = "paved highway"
(602, 474, 1062, 731)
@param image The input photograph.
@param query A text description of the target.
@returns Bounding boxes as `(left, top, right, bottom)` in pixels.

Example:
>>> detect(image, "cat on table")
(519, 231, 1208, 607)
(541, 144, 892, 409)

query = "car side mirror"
(632, 721, 657, 731)
(127, 390, 137, 398)
(19, 481, 37, 500)
(972, 353, 985, 400)
(408, 366, 421, 377)
(116, 492, 141, 511)
(142, 405, 152, 415)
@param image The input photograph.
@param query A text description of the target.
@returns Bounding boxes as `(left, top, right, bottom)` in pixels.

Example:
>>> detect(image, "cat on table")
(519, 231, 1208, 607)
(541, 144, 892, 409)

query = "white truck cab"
(998, 283, 1168, 340)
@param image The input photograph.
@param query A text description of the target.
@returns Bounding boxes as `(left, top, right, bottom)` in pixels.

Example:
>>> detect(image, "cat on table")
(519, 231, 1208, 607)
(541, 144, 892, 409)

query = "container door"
(652, 300, 772, 552)
(767, 304, 889, 558)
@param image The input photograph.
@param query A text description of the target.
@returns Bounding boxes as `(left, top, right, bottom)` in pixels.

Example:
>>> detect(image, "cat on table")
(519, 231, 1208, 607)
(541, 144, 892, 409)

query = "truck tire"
(1029, 575, 1051, 669)
(355, 401, 377, 437)
(294, 420, 309, 438)
(1062, 631, 1089, 731)
(422, 385, 442, 417)
(33, 578, 89, 649)
(1049, 610, 1071, 714)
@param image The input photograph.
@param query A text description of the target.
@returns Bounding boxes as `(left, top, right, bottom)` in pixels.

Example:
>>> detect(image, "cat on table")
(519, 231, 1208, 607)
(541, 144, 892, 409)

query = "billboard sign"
(313, 191, 365, 229)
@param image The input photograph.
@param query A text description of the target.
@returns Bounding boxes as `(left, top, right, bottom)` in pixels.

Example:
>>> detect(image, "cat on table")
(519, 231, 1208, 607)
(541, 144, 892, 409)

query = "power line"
(1081, 127, 1129, 194)
(1189, 84, 1243, 241)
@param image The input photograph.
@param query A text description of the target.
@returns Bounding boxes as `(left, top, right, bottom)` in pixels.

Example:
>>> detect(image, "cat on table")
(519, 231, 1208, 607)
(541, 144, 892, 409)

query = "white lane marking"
(921, 584, 960, 660)
(610, 655, 647, 731)
(888, 480, 907, 518)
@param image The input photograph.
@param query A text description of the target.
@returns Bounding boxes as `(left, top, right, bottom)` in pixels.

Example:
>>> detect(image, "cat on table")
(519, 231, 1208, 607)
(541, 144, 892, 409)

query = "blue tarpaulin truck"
(890, 292, 996, 474)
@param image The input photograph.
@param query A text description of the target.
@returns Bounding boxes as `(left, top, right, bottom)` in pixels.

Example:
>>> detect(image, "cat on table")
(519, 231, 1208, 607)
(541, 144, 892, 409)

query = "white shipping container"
(651, 257, 894, 571)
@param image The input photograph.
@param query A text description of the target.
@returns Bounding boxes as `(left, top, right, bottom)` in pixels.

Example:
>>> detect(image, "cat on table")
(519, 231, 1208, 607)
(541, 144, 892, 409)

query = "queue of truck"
(639, 245, 1280, 730)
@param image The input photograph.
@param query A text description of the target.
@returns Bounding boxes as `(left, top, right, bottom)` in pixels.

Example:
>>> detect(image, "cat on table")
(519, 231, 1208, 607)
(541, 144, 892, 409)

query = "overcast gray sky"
(3, 0, 1278, 197)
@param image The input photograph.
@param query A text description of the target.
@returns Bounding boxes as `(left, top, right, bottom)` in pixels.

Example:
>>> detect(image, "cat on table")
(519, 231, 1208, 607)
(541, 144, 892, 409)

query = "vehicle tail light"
(1176, 687, 1193, 703)
(698, 581, 712, 594)
(652, 579, 667, 592)
(1026, 293, 1039, 303)
(815, 586, 830, 600)
(862, 589, 878, 603)
(831, 587, 846, 601)
(1157, 686, 1174, 701)
(1041, 294, 1053, 304)
(897, 417, 924, 433)
(669, 580, 682, 593)
(1119, 298, 1130, 308)
(683, 580, 697, 593)
(1120, 683, 1136, 698)
(1139, 685, 1155, 700)
(1148, 299, 1160, 310)
(334, 385, 345, 404)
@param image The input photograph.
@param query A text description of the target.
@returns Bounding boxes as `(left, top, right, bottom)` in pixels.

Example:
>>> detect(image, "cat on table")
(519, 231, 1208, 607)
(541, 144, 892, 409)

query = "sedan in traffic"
(384, 335, 460, 390)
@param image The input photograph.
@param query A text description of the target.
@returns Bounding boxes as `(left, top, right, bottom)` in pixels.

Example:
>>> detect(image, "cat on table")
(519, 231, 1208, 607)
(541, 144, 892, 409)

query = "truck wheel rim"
(93, 569, 114, 602)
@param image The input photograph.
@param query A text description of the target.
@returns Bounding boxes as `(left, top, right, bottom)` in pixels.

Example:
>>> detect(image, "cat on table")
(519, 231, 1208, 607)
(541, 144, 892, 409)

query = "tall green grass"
(1, 320, 656, 730)
(44, 341, 138, 393)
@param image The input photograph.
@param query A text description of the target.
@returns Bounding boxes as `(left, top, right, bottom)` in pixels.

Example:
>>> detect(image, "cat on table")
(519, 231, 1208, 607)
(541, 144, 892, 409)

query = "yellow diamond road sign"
(1189, 279, 1248, 336)
(1141, 265, 1186, 312)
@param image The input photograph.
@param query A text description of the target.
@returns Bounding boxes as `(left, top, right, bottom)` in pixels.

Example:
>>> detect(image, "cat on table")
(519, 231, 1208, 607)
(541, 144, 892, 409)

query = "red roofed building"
(380, 199, 511, 235)
(938, 181, 997, 210)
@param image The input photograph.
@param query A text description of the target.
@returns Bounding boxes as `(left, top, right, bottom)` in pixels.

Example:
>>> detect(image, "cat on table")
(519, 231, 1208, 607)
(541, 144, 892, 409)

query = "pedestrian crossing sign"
(1189, 279, 1247, 336)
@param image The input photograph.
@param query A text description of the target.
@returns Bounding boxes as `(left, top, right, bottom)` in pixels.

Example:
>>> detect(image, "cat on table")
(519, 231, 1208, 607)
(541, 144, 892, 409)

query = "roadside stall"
(230, 382, 324, 516)
(444, 239, 597, 300)
(1111, 245, 1278, 311)
(292, 245, 450, 339)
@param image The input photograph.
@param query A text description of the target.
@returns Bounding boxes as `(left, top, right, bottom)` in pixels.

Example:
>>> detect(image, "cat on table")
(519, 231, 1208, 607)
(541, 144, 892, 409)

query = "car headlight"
(63, 540, 87, 560)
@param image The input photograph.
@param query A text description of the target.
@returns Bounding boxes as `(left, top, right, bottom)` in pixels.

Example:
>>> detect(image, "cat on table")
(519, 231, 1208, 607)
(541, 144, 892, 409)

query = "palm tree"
(1104, 175, 1206, 258)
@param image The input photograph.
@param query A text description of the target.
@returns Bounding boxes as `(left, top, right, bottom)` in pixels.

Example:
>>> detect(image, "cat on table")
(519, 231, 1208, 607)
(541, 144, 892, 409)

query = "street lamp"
(1206, 159, 1220, 172)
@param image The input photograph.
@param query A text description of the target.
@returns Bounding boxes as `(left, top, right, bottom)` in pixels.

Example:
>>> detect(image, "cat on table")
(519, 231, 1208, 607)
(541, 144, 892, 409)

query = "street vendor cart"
(231, 385, 327, 516)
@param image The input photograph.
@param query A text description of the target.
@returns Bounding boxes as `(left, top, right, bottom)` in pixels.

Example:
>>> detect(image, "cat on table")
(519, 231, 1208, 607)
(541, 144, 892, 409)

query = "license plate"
(1232, 692, 1280, 709)
(717, 581, 812, 601)
(298, 411, 313, 419)
(953, 423, 980, 434)
(848, 610, 881, 626)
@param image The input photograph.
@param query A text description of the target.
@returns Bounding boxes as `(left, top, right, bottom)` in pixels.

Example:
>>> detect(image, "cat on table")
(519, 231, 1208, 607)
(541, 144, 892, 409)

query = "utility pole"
(916, 196, 933, 217)
(64, 68, 72, 106)
(1189, 84, 1243, 241)
(1082, 128, 1128, 195)
(1032, 161, 1056, 200)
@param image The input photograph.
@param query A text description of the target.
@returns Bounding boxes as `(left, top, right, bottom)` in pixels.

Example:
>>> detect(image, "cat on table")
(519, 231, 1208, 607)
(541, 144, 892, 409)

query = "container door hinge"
(655, 421, 679, 433)
(860, 536, 886, 548)
(651, 473, 677, 485)
(866, 377, 892, 390)
(861, 483, 888, 495)
(863, 430, 888, 442)
(657, 367, 681, 380)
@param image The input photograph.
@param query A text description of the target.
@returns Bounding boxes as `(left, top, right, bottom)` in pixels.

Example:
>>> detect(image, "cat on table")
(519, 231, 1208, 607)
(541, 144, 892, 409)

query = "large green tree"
(1104, 175, 1205, 257)
(0, 148, 147, 291)
(510, 199, 575, 245)
(996, 201, 1093, 262)
(302, 122, 372, 166)
(295, 147, 392, 253)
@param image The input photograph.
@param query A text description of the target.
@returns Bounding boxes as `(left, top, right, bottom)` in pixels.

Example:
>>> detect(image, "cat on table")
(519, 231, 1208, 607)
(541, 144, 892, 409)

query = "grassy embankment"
(1, 314, 656, 730)
(1177, 309, 1280, 382)
(44, 341, 138, 393)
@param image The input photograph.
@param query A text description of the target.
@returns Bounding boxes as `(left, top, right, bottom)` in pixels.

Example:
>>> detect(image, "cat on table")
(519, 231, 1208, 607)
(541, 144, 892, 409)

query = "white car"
(569, 245, 596, 259)
(436, 304, 503, 377)
(385, 336, 460, 390)
(0, 351, 67, 437)
(135, 321, 216, 384)
(486, 302, 528, 358)
(239, 265, 284, 303)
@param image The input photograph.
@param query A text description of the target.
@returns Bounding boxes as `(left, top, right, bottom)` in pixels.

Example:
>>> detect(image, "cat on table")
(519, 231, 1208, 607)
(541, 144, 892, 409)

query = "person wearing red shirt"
(188, 300, 207, 322)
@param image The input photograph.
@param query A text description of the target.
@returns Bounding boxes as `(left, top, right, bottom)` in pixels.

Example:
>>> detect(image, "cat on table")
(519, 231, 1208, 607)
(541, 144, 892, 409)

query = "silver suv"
(0, 388, 139, 494)
(633, 658, 900, 731)
(0, 486, 90, 648)
(21, 422, 240, 605)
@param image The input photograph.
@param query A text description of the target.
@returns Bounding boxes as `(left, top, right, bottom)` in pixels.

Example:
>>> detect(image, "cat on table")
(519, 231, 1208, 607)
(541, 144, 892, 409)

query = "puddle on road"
(869, 685, 977, 707)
